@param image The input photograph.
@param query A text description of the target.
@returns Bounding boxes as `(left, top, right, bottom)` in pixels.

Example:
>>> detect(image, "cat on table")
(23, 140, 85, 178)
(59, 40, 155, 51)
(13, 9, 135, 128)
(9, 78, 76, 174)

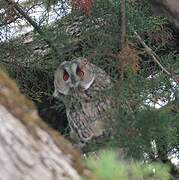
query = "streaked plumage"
(54, 57, 112, 146)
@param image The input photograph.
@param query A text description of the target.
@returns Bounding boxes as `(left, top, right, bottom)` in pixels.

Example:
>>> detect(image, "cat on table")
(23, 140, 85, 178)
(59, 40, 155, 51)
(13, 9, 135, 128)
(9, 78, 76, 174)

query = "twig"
(119, 0, 127, 49)
(86, 50, 118, 61)
(134, 30, 172, 77)
(0, 59, 51, 75)
(4, 0, 58, 56)
(119, 0, 127, 81)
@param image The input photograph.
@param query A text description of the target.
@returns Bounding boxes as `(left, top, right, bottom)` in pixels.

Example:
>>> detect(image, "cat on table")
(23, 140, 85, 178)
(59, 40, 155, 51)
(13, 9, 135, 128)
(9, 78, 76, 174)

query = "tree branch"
(119, 0, 127, 49)
(4, 0, 58, 56)
(134, 31, 174, 77)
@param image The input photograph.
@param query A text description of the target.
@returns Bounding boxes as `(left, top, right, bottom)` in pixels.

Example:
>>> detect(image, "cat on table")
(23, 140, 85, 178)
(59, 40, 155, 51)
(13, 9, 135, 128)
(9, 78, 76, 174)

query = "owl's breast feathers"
(66, 67, 113, 144)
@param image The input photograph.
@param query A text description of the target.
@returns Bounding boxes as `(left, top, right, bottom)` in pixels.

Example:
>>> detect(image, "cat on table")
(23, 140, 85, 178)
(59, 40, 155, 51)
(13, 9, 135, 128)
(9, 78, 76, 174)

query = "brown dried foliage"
(118, 45, 141, 74)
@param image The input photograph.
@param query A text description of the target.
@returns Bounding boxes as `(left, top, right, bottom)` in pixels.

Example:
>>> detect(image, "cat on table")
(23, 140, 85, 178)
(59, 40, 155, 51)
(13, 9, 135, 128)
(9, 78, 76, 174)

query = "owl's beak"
(70, 75, 79, 88)
(69, 82, 79, 88)
(71, 75, 76, 83)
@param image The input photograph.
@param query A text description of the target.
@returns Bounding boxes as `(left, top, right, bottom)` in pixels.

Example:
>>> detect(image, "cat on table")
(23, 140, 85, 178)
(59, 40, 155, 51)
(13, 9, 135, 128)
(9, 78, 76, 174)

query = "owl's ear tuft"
(80, 58, 89, 68)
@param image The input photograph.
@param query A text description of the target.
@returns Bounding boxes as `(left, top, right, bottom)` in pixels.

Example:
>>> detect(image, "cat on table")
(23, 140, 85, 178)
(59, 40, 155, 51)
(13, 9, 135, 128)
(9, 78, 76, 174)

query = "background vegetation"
(0, 0, 179, 179)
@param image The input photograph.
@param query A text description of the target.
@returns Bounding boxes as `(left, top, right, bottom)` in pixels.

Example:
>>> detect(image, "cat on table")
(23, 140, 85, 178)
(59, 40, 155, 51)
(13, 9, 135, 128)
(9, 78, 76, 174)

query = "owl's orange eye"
(63, 71, 69, 81)
(76, 66, 84, 77)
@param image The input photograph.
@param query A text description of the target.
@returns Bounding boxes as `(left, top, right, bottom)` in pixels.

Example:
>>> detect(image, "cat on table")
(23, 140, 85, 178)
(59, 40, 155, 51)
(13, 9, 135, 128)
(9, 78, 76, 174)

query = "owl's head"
(53, 57, 95, 96)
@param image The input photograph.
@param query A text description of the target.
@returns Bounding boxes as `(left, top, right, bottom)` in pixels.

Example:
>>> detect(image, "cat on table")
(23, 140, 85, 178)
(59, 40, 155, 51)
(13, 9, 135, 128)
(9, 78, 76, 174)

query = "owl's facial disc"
(69, 74, 79, 88)
(61, 59, 95, 93)
(63, 70, 69, 81)
(67, 63, 81, 88)
(76, 66, 84, 78)
(62, 64, 79, 89)
(76, 61, 95, 90)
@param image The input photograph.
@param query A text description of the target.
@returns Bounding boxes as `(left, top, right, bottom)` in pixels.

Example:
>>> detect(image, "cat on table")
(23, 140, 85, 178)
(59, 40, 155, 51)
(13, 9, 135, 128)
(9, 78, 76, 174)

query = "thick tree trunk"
(0, 71, 91, 180)
(150, 0, 179, 28)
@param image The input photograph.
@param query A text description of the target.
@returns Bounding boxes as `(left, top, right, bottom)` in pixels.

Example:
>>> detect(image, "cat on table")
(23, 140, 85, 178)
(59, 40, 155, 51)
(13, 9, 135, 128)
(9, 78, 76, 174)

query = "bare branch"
(119, 0, 127, 49)
(134, 31, 172, 77)
(4, 0, 58, 56)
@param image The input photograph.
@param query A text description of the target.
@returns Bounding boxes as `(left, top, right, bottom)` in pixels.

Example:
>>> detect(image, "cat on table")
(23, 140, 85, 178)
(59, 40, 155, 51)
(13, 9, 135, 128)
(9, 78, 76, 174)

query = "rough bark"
(0, 71, 91, 180)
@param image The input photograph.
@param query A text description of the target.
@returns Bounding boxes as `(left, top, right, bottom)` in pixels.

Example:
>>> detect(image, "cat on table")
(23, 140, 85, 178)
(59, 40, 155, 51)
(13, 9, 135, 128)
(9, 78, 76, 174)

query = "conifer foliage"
(0, 0, 179, 179)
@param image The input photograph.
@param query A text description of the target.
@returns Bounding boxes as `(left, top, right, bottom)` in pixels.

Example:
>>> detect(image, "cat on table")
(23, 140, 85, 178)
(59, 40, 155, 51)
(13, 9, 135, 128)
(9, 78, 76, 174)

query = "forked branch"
(134, 31, 176, 79)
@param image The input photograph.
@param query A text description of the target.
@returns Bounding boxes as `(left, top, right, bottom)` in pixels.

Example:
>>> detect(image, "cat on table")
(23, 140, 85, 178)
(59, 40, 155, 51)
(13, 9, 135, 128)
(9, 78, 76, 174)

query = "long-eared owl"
(53, 57, 112, 147)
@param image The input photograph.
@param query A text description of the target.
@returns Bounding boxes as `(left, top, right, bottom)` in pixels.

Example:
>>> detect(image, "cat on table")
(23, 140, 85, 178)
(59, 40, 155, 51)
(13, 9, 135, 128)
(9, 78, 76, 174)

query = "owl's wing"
(67, 98, 112, 144)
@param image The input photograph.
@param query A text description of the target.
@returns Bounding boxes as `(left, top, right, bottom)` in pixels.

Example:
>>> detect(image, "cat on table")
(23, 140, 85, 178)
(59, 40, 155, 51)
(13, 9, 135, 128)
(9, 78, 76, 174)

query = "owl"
(53, 57, 112, 147)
